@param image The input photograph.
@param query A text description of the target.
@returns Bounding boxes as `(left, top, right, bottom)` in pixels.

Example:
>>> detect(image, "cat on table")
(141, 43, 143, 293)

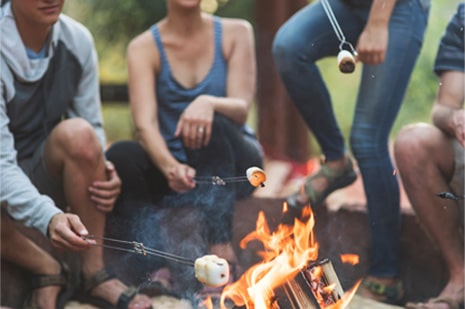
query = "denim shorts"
(18, 141, 67, 209)
(434, 3, 465, 74)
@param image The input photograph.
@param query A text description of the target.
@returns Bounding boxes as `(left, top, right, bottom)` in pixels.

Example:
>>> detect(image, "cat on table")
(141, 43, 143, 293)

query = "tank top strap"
(150, 25, 169, 77)
(213, 16, 223, 63)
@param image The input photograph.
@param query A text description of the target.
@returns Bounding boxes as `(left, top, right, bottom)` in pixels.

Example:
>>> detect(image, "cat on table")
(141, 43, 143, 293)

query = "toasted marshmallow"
(337, 50, 356, 73)
(246, 166, 266, 187)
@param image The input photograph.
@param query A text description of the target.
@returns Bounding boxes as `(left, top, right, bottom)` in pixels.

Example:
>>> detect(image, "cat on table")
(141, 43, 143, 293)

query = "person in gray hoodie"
(0, 0, 152, 308)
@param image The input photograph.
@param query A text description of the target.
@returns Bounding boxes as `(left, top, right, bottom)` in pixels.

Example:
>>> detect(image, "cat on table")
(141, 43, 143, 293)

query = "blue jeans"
(273, 0, 429, 277)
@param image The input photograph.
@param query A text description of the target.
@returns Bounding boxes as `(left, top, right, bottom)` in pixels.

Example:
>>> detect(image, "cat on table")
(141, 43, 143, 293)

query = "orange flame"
(340, 254, 359, 266)
(220, 204, 359, 309)
(326, 280, 362, 309)
(200, 296, 213, 309)
(221, 204, 317, 308)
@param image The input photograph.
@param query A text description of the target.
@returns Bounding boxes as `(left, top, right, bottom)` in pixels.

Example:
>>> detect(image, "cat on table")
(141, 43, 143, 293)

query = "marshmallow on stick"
(194, 255, 230, 287)
(337, 50, 356, 73)
(246, 166, 267, 187)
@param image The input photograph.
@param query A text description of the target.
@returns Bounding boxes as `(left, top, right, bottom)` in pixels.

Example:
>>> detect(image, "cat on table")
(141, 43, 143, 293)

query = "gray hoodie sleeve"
(0, 79, 63, 236)
(62, 18, 106, 150)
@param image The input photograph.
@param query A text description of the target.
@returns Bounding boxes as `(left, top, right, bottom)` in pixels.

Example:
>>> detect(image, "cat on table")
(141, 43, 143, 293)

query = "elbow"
(237, 99, 251, 124)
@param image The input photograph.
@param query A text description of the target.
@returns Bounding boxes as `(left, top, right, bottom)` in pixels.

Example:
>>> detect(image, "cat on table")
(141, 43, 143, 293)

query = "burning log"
(273, 258, 345, 309)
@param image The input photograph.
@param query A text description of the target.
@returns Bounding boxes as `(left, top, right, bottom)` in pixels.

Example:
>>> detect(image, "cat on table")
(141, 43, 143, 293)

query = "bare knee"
(48, 118, 103, 163)
(394, 123, 440, 163)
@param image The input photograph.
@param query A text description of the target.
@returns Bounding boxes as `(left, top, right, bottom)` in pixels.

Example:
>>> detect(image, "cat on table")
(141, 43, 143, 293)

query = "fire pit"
(217, 204, 360, 309)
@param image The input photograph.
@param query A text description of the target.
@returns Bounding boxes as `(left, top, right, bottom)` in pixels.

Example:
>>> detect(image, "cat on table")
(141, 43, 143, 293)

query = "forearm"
(366, 0, 397, 26)
(432, 71, 465, 138)
(203, 95, 249, 125)
(135, 126, 178, 177)
(432, 103, 461, 136)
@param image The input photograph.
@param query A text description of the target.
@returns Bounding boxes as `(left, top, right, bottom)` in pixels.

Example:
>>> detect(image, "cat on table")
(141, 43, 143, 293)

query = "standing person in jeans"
(106, 0, 263, 300)
(0, 0, 152, 308)
(395, 3, 464, 309)
(272, 0, 429, 304)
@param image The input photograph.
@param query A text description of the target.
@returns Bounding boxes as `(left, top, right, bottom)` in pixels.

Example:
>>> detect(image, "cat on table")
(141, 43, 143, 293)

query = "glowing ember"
(340, 254, 359, 266)
(200, 296, 213, 309)
(220, 204, 359, 309)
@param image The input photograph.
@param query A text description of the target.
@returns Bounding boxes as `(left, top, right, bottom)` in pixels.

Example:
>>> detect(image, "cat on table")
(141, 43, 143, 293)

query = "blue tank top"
(151, 17, 227, 162)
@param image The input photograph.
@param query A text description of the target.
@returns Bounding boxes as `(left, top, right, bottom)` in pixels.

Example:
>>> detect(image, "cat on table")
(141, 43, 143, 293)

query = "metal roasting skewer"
(84, 235, 195, 266)
(321, 0, 357, 55)
(194, 175, 250, 186)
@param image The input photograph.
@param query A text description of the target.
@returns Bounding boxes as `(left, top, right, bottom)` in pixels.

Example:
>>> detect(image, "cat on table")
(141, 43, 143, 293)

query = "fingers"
(203, 124, 211, 146)
(89, 182, 120, 212)
(356, 50, 385, 65)
(186, 123, 207, 149)
(175, 112, 212, 149)
(48, 213, 92, 251)
(179, 123, 210, 149)
(167, 164, 196, 193)
(89, 160, 122, 212)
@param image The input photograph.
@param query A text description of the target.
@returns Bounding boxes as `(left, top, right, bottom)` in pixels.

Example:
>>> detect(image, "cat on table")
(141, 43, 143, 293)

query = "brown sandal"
(286, 157, 357, 209)
(81, 266, 151, 309)
(23, 262, 71, 309)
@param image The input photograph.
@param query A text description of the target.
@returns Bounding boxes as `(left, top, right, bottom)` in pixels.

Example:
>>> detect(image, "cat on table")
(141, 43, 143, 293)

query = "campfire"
(218, 203, 360, 309)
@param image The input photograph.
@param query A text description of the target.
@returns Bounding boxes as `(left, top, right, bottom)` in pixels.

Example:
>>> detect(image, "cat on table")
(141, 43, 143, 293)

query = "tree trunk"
(255, 0, 310, 163)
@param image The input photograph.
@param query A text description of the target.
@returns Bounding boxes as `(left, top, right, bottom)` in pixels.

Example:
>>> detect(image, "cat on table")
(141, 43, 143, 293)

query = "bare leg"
(1, 214, 61, 309)
(395, 123, 464, 308)
(43, 119, 151, 307)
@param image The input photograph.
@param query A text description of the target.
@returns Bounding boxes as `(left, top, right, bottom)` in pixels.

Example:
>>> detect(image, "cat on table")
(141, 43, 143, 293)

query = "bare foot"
(29, 259, 62, 309)
(417, 282, 465, 309)
(30, 285, 62, 309)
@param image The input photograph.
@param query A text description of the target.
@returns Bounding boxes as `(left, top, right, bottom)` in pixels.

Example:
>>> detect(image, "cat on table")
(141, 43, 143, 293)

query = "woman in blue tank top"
(106, 0, 263, 301)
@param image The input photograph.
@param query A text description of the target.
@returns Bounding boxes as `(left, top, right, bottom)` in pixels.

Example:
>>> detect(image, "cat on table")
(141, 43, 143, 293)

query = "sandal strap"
(84, 266, 116, 292)
(30, 261, 69, 289)
(31, 273, 67, 288)
(116, 286, 138, 309)
(362, 279, 403, 300)
(303, 158, 356, 206)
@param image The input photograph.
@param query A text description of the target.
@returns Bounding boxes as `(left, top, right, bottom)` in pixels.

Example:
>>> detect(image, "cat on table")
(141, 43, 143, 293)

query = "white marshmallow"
(194, 255, 230, 287)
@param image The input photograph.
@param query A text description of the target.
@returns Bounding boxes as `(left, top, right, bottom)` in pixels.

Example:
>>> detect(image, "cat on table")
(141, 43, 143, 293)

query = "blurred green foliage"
(64, 0, 460, 146)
